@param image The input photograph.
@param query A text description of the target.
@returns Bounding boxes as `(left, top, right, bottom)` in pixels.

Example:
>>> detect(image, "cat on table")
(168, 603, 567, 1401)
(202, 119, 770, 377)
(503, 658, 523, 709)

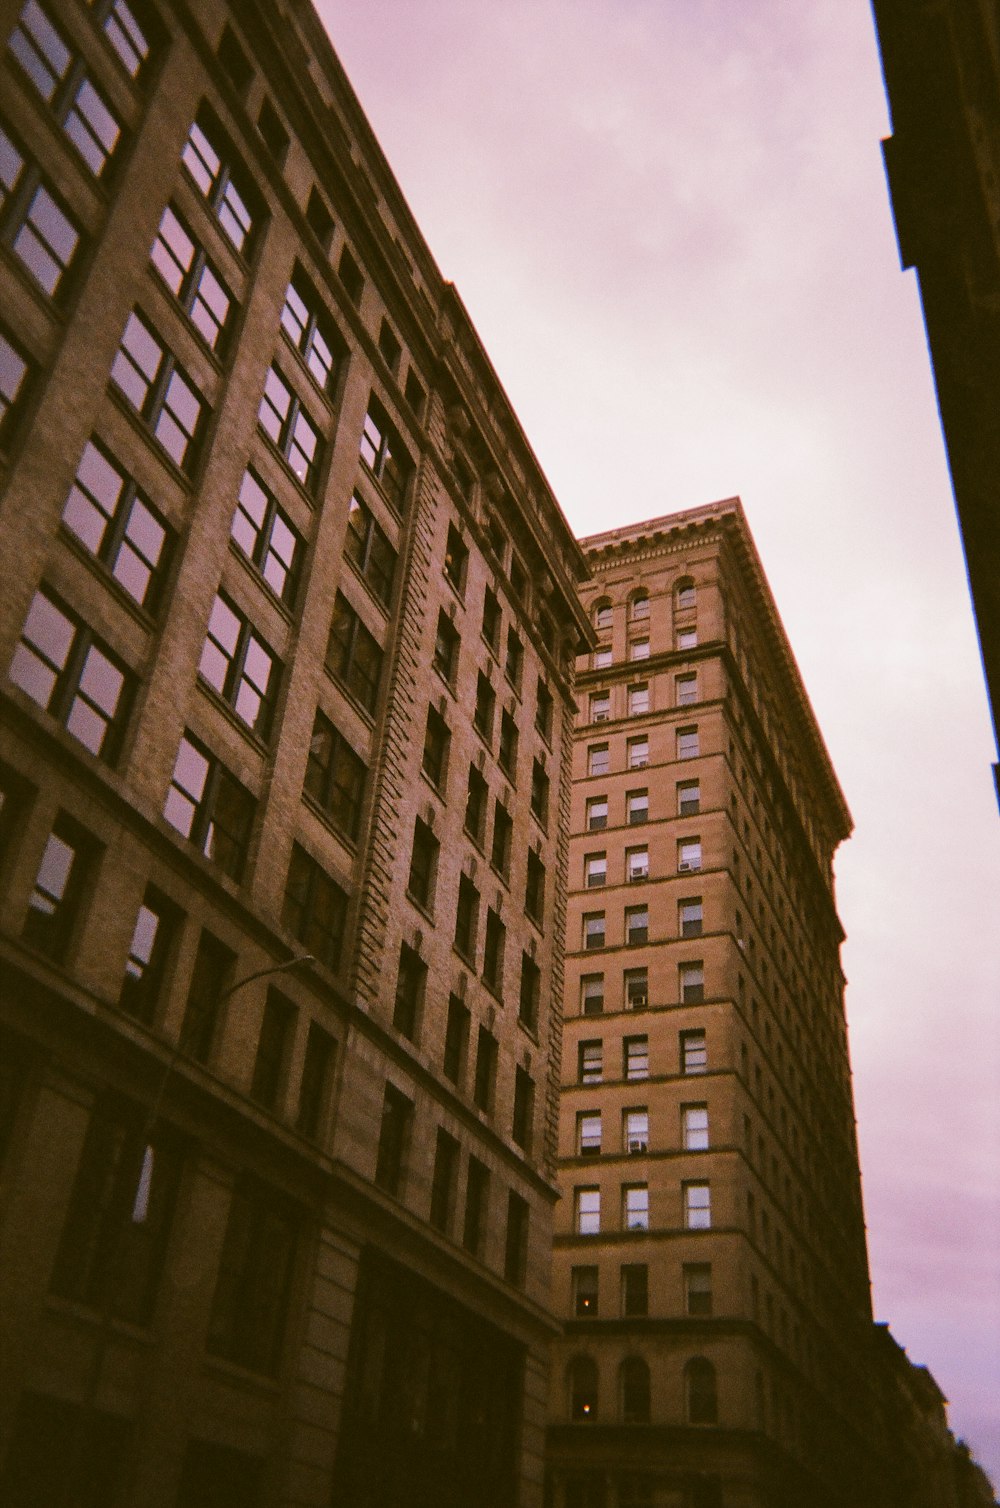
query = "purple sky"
(318, 0, 1000, 1479)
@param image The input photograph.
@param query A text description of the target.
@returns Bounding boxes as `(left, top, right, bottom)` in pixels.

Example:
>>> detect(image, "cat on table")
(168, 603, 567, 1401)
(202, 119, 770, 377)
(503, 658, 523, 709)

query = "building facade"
(0, 1, 590, 1504)
(547, 503, 899, 1508)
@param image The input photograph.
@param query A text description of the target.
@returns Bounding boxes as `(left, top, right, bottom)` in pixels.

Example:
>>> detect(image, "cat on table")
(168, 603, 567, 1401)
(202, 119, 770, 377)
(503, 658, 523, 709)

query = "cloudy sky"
(319, 0, 1000, 1478)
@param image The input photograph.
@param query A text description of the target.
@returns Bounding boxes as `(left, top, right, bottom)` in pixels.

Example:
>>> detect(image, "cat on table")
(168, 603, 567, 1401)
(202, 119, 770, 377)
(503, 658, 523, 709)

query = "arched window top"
(685, 1356, 718, 1424)
(620, 1355, 651, 1424)
(568, 1355, 598, 1421)
(628, 591, 649, 622)
(675, 577, 696, 611)
(593, 599, 612, 631)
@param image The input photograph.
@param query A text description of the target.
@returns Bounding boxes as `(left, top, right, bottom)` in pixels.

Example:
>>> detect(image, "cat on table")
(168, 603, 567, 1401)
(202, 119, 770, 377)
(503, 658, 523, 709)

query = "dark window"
(216, 23, 252, 95)
(207, 1180, 297, 1375)
(230, 469, 301, 606)
(518, 952, 540, 1030)
(433, 609, 460, 685)
(326, 592, 383, 714)
(512, 1067, 533, 1152)
(473, 1026, 497, 1113)
(280, 266, 340, 391)
(524, 850, 545, 925)
(337, 243, 363, 304)
(454, 874, 479, 962)
(403, 366, 424, 418)
(491, 799, 513, 878)
(0, 764, 33, 873)
(251, 988, 295, 1110)
(464, 764, 488, 844)
(463, 1155, 489, 1255)
(119, 885, 180, 1023)
(621, 1358, 650, 1424)
(392, 942, 425, 1040)
(22, 814, 96, 962)
(530, 759, 549, 823)
(0, 1392, 131, 1508)
(444, 523, 468, 593)
(374, 1083, 412, 1195)
(0, 124, 81, 299)
(443, 994, 469, 1085)
(151, 204, 235, 354)
(569, 1356, 598, 1421)
(296, 1021, 335, 1139)
(199, 592, 281, 739)
(377, 318, 401, 373)
(621, 1263, 648, 1317)
(305, 186, 334, 248)
(10, 588, 133, 760)
(407, 817, 438, 910)
(258, 364, 322, 490)
(179, 928, 233, 1063)
(62, 439, 172, 610)
(498, 708, 518, 778)
(282, 844, 348, 970)
(504, 627, 523, 690)
(304, 709, 367, 841)
(573, 1265, 598, 1317)
(473, 676, 497, 742)
(176, 1441, 264, 1508)
(625, 968, 648, 1010)
(482, 588, 501, 652)
(429, 1127, 459, 1233)
(482, 907, 505, 994)
(257, 97, 289, 164)
(163, 733, 255, 880)
(0, 325, 32, 442)
(504, 1191, 528, 1287)
(535, 678, 553, 739)
(110, 311, 206, 473)
(359, 394, 411, 511)
(684, 1262, 713, 1316)
(96, 0, 160, 82)
(345, 494, 396, 606)
(182, 109, 257, 254)
(9, 2, 122, 176)
(50, 1095, 181, 1323)
(685, 1358, 718, 1424)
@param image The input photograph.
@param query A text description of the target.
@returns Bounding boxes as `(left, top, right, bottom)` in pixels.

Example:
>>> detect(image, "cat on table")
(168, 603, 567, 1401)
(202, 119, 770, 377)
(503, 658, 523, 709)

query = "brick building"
(0, 1, 589, 1504)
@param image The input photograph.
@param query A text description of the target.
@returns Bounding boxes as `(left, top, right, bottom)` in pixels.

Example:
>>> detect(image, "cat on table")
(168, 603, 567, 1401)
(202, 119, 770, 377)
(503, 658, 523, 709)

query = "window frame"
(110, 309, 206, 474)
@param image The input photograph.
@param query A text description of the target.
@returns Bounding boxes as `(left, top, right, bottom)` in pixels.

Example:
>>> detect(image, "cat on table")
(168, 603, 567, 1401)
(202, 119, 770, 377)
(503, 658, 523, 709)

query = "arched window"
(593, 600, 612, 632)
(675, 577, 696, 611)
(685, 1357, 718, 1424)
(568, 1355, 598, 1420)
(620, 1356, 650, 1423)
(628, 591, 649, 622)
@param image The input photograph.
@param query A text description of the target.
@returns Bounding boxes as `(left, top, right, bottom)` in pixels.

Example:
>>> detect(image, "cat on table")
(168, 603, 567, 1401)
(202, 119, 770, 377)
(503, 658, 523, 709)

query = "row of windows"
(584, 779, 700, 827)
(577, 964, 705, 1018)
(574, 1103, 709, 1158)
(422, 700, 551, 824)
(408, 816, 547, 937)
(9, 0, 124, 179)
(572, 1260, 711, 1319)
(575, 1028, 706, 1082)
(566, 1354, 717, 1427)
(591, 579, 696, 633)
(581, 905, 707, 963)
(574, 1180, 712, 1235)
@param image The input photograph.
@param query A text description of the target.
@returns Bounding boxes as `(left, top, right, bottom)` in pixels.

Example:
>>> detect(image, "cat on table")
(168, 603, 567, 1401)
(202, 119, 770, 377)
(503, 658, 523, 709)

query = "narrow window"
(22, 815, 96, 961)
(406, 818, 438, 910)
(374, 1083, 412, 1195)
(518, 952, 540, 1030)
(511, 1066, 534, 1152)
(344, 495, 397, 605)
(207, 1181, 297, 1374)
(326, 593, 383, 714)
(251, 989, 295, 1111)
(482, 907, 505, 993)
(473, 1026, 498, 1113)
(429, 1128, 459, 1233)
(230, 469, 301, 607)
(151, 205, 234, 353)
(199, 593, 280, 739)
(119, 886, 179, 1023)
(443, 995, 469, 1086)
(258, 365, 322, 490)
(282, 844, 348, 969)
(359, 394, 412, 510)
(392, 943, 425, 1041)
(110, 311, 205, 473)
(163, 734, 255, 880)
(296, 1022, 334, 1139)
(463, 1156, 489, 1255)
(280, 266, 340, 390)
(182, 109, 257, 254)
(62, 440, 172, 611)
(303, 709, 367, 841)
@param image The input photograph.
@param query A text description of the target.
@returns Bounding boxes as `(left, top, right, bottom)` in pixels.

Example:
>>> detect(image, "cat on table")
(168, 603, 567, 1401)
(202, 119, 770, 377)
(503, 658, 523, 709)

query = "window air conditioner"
(593, 710, 609, 722)
(629, 992, 648, 1009)
(631, 866, 648, 880)
(628, 1138, 648, 1154)
(678, 860, 694, 873)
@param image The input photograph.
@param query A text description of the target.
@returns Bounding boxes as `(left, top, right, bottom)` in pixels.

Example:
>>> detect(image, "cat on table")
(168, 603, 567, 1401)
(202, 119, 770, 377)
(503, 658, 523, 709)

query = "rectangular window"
(677, 725, 700, 760)
(627, 735, 649, 769)
(151, 205, 234, 353)
(679, 898, 703, 937)
(407, 818, 438, 910)
(179, 928, 233, 1063)
(378, 319, 400, 373)
(429, 1128, 459, 1234)
(684, 1262, 713, 1316)
(483, 907, 506, 993)
(624, 1035, 649, 1081)
(589, 691, 610, 723)
(0, 325, 31, 441)
(678, 838, 702, 873)
(257, 97, 289, 164)
(473, 1026, 498, 1113)
(626, 846, 648, 882)
(359, 393, 412, 511)
(586, 795, 608, 831)
(677, 626, 698, 649)
(207, 1180, 297, 1374)
(581, 974, 604, 1015)
(629, 638, 650, 661)
(182, 109, 257, 253)
(198, 593, 280, 740)
(421, 704, 450, 789)
(524, 851, 545, 925)
(22, 814, 95, 961)
(583, 911, 605, 950)
(10, 588, 133, 760)
(251, 988, 295, 1111)
(682, 1104, 710, 1151)
(474, 673, 496, 741)
(163, 733, 255, 880)
(530, 760, 549, 824)
(681, 1028, 707, 1075)
(443, 995, 470, 1086)
(374, 1083, 413, 1195)
(578, 1039, 602, 1084)
(258, 365, 322, 490)
(110, 311, 205, 472)
(577, 1110, 601, 1156)
(326, 592, 383, 714)
(512, 1066, 534, 1152)
(230, 469, 301, 607)
(98, 0, 159, 81)
(344, 494, 397, 606)
(628, 683, 649, 715)
(593, 646, 613, 670)
(626, 789, 648, 825)
(624, 967, 648, 1010)
(296, 1021, 335, 1139)
(280, 265, 339, 390)
(464, 765, 487, 845)
(497, 712, 519, 786)
(535, 679, 553, 740)
(680, 961, 705, 1004)
(623, 1184, 649, 1231)
(463, 1156, 489, 1255)
(62, 440, 172, 611)
(504, 1191, 528, 1286)
(481, 588, 501, 652)
(676, 673, 698, 706)
(454, 873, 479, 962)
(588, 743, 609, 777)
(119, 885, 179, 1024)
(625, 905, 648, 945)
(519, 951, 540, 1030)
(0, 124, 81, 299)
(433, 609, 459, 685)
(505, 627, 523, 691)
(575, 1187, 600, 1236)
(624, 1108, 649, 1154)
(621, 1263, 648, 1317)
(9, 2, 122, 175)
(573, 1264, 598, 1316)
(443, 523, 468, 593)
(677, 780, 700, 815)
(584, 852, 607, 888)
(684, 1181, 712, 1229)
(392, 942, 426, 1041)
(303, 709, 367, 841)
(282, 844, 348, 970)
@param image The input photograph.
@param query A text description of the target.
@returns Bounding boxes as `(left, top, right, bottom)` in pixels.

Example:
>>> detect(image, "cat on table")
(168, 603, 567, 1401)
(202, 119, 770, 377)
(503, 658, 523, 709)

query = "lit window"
(624, 1035, 649, 1081)
(359, 393, 412, 511)
(626, 847, 648, 883)
(163, 733, 255, 881)
(629, 639, 650, 661)
(628, 683, 649, 716)
(583, 912, 605, 950)
(9, 1, 122, 175)
(679, 961, 705, 1004)
(676, 673, 698, 706)
(280, 266, 339, 389)
(577, 1111, 601, 1157)
(589, 690, 610, 723)
(625, 905, 648, 945)
(626, 789, 648, 825)
(182, 110, 256, 253)
(304, 709, 367, 840)
(627, 736, 648, 770)
(198, 593, 280, 739)
(344, 494, 397, 606)
(623, 1184, 649, 1231)
(575, 1188, 600, 1236)
(684, 1182, 711, 1229)
(580, 975, 604, 1015)
(10, 588, 131, 759)
(258, 365, 322, 490)
(62, 440, 172, 610)
(0, 124, 81, 297)
(326, 592, 383, 714)
(586, 795, 608, 830)
(151, 205, 234, 353)
(588, 743, 609, 776)
(110, 311, 205, 473)
(678, 838, 702, 872)
(578, 1039, 602, 1084)
(684, 1263, 712, 1316)
(584, 852, 607, 888)
(573, 1264, 599, 1316)
(230, 469, 301, 606)
(624, 1108, 648, 1154)
(679, 898, 703, 937)
(681, 1029, 707, 1074)
(282, 843, 347, 970)
(624, 968, 648, 1010)
(682, 1104, 709, 1150)
(677, 780, 700, 815)
(569, 1354, 599, 1420)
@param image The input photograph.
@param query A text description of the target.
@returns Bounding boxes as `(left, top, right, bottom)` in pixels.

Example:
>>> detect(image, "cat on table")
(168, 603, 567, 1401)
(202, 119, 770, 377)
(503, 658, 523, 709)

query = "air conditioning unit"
(629, 992, 648, 1009)
(631, 866, 648, 881)
(678, 860, 695, 873)
(632, 757, 648, 769)
(592, 710, 609, 723)
(628, 1138, 648, 1154)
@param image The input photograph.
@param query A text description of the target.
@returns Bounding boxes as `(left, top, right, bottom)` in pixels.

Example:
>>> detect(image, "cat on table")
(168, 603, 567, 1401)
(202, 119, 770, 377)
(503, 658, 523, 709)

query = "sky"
(318, 0, 1000, 1480)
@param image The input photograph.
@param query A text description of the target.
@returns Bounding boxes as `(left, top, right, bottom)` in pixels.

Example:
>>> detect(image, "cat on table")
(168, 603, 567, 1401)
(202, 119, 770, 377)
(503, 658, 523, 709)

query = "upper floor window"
(151, 205, 235, 354)
(525, 850, 545, 924)
(677, 779, 700, 815)
(199, 592, 280, 740)
(9, 1, 122, 176)
(443, 523, 468, 594)
(163, 731, 255, 880)
(1, 124, 82, 298)
(345, 494, 396, 607)
(588, 743, 609, 777)
(95, 0, 160, 82)
(326, 592, 382, 715)
(593, 645, 612, 670)
(629, 591, 649, 622)
(589, 690, 611, 724)
(304, 708, 366, 841)
(683, 1182, 711, 1230)
(110, 311, 206, 473)
(182, 109, 256, 254)
(207, 1180, 297, 1376)
(593, 600, 612, 631)
(628, 683, 649, 716)
(535, 678, 553, 740)
(359, 393, 411, 511)
(627, 736, 648, 769)
(258, 365, 322, 491)
(433, 609, 459, 685)
(282, 843, 347, 970)
(120, 885, 180, 1024)
(677, 626, 698, 650)
(586, 795, 607, 831)
(519, 951, 540, 1030)
(677, 725, 700, 760)
(22, 813, 96, 961)
(407, 817, 438, 911)
(685, 1358, 717, 1425)
(230, 469, 301, 607)
(62, 439, 172, 611)
(676, 673, 698, 706)
(280, 266, 339, 391)
(629, 639, 650, 661)
(681, 1028, 707, 1074)
(675, 577, 696, 611)
(0, 325, 31, 441)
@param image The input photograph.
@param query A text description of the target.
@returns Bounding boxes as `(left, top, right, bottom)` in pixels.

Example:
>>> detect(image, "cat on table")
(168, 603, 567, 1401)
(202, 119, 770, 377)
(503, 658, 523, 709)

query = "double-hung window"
(623, 1184, 649, 1231)
(359, 393, 411, 511)
(625, 905, 648, 945)
(151, 205, 235, 354)
(120, 886, 179, 1023)
(684, 1181, 711, 1229)
(282, 843, 347, 970)
(9, 1, 122, 177)
(624, 1035, 649, 1081)
(22, 814, 96, 961)
(97, 0, 160, 82)
(163, 732, 255, 881)
(258, 365, 322, 490)
(303, 709, 367, 841)
(326, 592, 382, 714)
(110, 311, 206, 473)
(280, 267, 339, 390)
(199, 593, 280, 739)
(0, 124, 82, 298)
(181, 110, 256, 254)
(230, 469, 301, 607)
(576, 1187, 600, 1236)
(344, 494, 396, 607)
(62, 440, 171, 610)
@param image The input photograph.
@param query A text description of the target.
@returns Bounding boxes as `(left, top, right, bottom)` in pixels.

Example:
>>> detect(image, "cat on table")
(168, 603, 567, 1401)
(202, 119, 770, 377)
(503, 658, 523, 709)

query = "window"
(629, 639, 650, 662)
(326, 592, 383, 714)
(678, 838, 702, 873)
(628, 683, 649, 716)
(119, 886, 179, 1023)
(594, 600, 612, 631)
(684, 1263, 712, 1316)
(535, 679, 554, 739)
(199, 593, 280, 739)
(624, 1109, 648, 1154)
(583, 912, 605, 950)
(530, 759, 549, 823)
(181, 110, 257, 253)
(230, 469, 301, 607)
(296, 1021, 334, 1139)
(303, 709, 367, 840)
(573, 1265, 598, 1316)
(589, 691, 610, 723)
(584, 852, 607, 888)
(626, 847, 648, 883)
(587, 743, 609, 778)
(97, 0, 159, 81)
(629, 592, 649, 622)
(110, 311, 205, 472)
(578, 1039, 602, 1084)
(9, 2, 122, 176)
(683, 1104, 709, 1150)
(482, 587, 501, 652)
(624, 1036, 649, 1081)
(62, 440, 172, 610)
(676, 673, 698, 706)
(593, 645, 612, 670)
(512, 1066, 534, 1151)
(374, 1083, 413, 1195)
(257, 97, 289, 164)
(624, 967, 648, 1010)
(337, 243, 363, 304)
(207, 1181, 297, 1375)
(677, 626, 698, 649)
(392, 942, 425, 1040)
(524, 851, 545, 924)
(575, 1188, 600, 1236)
(10, 589, 132, 760)
(681, 1029, 707, 1074)
(675, 578, 697, 611)
(474, 673, 495, 741)
(621, 1358, 651, 1424)
(504, 1191, 529, 1286)
(0, 325, 31, 441)
(625, 906, 648, 945)
(50, 1095, 180, 1323)
(498, 708, 518, 777)
(305, 186, 333, 248)
(473, 1026, 497, 1113)
(429, 1128, 459, 1234)
(280, 267, 339, 390)
(454, 873, 479, 961)
(684, 1182, 712, 1229)
(421, 704, 450, 789)
(621, 1263, 648, 1317)
(505, 628, 524, 691)
(433, 609, 459, 685)
(569, 1356, 599, 1423)
(626, 789, 648, 825)
(163, 734, 255, 879)
(518, 951, 540, 1029)
(407, 818, 438, 910)
(377, 318, 401, 373)
(577, 1111, 601, 1156)
(443, 523, 468, 593)
(491, 800, 512, 876)
(627, 736, 648, 770)
(680, 961, 705, 1004)
(179, 928, 233, 1063)
(359, 394, 411, 510)
(282, 844, 348, 970)
(403, 367, 425, 418)
(443, 995, 469, 1086)
(217, 24, 252, 94)
(678, 780, 700, 815)
(483, 907, 505, 992)
(580, 974, 604, 1015)
(586, 795, 608, 831)
(679, 898, 703, 937)
(685, 1358, 718, 1424)
(151, 205, 234, 353)
(677, 725, 700, 760)
(344, 495, 397, 606)
(22, 815, 95, 961)
(623, 1184, 649, 1231)
(463, 1156, 489, 1255)
(0, 125, 82, 299)
(258, 365, 322, 490)
(251, 989, 295, 1110)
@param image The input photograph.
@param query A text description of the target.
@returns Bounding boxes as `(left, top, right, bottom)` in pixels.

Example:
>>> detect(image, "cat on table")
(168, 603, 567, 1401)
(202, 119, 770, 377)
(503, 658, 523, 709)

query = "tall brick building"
(0, 1, 589, 1504)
